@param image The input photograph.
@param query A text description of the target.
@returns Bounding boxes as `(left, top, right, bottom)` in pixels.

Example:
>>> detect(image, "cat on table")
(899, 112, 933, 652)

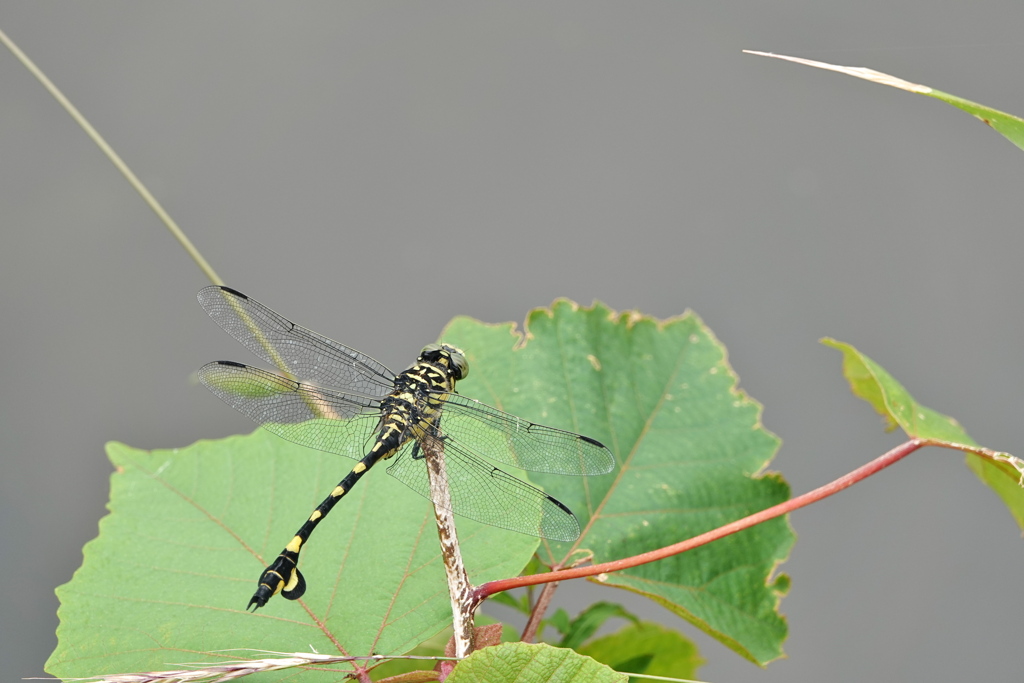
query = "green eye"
(443, 345, 469, 380)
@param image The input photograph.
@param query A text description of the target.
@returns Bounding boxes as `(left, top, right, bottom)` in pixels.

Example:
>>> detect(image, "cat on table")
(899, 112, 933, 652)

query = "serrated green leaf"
(46, 432, 538, 681)
(446, 642, 625, 683)
(444, 301, 793, 665)
(578, 621, 703, 681)
(823, 338, 1024, 531)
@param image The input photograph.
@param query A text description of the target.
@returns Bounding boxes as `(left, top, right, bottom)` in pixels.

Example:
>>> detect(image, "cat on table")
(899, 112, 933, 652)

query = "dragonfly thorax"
(378, 348, 464, 455)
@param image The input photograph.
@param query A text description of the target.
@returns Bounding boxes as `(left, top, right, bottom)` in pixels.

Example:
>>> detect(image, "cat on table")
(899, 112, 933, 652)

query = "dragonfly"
(197, 286, 615, 610)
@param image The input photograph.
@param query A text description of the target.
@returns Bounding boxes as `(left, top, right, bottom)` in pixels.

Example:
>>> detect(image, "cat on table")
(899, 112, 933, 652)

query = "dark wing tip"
(546, 494, 573, 515)
(218, 285, 248, 299)
(579, 434, 616, 474)
(543, 494, 582, 542)
(197, 284, 247, 301)
(212, 360, 247, 369)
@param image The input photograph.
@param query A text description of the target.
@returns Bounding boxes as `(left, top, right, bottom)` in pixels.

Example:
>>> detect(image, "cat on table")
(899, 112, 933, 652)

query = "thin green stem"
(0, 25, 222, 286)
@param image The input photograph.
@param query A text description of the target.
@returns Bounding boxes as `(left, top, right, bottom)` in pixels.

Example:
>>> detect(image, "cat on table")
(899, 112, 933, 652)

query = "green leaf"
(822, 338, 970, 439)
(823, 338, 1024, 530)
(746, 52, 1024, 152)
(46, 433, 539, 681)
(446, 642, 625, 683)
(547, 608, 572, 636)
(444, 301, 793, 665)
(557, 601, 639, 651)
(578, 621, 704, 681)
(924, 89, 1024, 152)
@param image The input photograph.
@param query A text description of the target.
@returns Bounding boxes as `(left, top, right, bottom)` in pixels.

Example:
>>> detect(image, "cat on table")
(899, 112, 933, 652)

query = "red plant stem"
(475, 438, 929, 601)
(520, 578, 560, 643)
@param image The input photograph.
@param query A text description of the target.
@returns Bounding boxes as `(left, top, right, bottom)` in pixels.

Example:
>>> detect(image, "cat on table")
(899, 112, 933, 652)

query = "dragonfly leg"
(409, 426, 446, 461)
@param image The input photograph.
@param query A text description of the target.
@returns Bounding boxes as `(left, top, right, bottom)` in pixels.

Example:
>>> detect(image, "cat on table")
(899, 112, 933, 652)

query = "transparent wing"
(438, 394, 615, 475)
(198, 285, 395, 397)
(199, 361, 383, 461)
(385, 440, 581, 542)
(200, 362, 601, 541)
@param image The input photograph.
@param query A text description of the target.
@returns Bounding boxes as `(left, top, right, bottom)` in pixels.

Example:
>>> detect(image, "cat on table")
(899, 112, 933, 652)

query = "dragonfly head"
(419, 343, 469, 381)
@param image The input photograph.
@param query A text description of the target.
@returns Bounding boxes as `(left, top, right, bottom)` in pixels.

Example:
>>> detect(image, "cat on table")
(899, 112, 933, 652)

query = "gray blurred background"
(2, 3, 1022, 681)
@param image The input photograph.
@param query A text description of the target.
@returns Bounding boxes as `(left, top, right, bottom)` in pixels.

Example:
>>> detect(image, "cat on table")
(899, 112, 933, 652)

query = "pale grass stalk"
(0, 26, 222, 286)
(42, 651, 456, 683)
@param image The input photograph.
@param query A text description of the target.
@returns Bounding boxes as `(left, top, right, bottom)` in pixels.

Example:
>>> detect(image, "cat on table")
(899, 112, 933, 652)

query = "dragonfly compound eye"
(441, 344, 469, 380)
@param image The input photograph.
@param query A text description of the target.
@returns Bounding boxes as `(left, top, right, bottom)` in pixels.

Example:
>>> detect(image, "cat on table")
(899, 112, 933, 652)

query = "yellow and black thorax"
(369, 343, 469, 460)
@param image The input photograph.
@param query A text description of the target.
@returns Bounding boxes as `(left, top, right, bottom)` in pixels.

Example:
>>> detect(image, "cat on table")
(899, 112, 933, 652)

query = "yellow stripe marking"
(352, 462, 367, 473)
(286, 536, 303, 553)
(309, 510, 322, 522)
(284, 569, 301, 592)
(332, 485, 346, 497)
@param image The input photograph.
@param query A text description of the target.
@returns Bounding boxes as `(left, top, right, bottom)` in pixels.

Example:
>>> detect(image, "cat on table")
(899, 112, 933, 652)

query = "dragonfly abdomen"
(248, 447, 388, 610)
(248, 363, 456, 610)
